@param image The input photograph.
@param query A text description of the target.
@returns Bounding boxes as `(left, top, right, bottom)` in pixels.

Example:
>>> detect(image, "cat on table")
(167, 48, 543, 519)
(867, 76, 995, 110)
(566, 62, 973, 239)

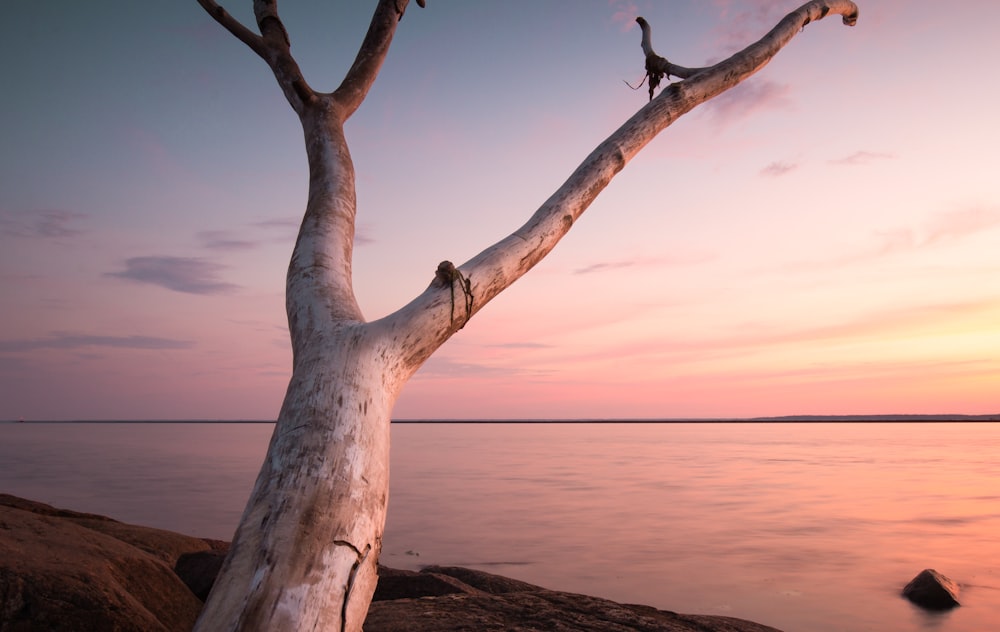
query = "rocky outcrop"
(367, 566, 782, 632)
(0, 494, 210, 631)
(0, 494, 781, 632)
(902, 568, 961, 610)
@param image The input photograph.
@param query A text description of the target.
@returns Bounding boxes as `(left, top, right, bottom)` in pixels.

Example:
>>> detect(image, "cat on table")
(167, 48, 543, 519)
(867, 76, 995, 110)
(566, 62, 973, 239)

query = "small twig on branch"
(623, 75, 648, 91)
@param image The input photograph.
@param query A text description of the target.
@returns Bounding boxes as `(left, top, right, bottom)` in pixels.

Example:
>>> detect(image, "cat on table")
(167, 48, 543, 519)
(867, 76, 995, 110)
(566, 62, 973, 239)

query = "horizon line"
(4, 414, 1000, 424)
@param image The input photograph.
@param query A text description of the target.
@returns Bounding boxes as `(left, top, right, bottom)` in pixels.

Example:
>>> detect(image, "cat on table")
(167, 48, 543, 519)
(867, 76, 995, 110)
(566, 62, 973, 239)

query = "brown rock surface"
(366, 566, 782, 632)
(0, 494, 210, 631)
(0, 494, 781, 632)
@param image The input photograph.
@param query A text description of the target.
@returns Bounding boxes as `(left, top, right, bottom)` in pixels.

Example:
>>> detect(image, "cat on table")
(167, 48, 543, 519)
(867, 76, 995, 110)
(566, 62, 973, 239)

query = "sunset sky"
(2, 0, 999, 420)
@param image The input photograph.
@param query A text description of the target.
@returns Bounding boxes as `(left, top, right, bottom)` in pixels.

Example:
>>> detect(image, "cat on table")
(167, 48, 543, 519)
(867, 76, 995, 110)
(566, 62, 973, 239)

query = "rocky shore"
(0, 494, 780, 631)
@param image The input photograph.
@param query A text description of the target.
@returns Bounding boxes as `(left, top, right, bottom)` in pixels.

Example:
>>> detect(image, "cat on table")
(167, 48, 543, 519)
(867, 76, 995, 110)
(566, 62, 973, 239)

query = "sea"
(1, 420, 998, 632)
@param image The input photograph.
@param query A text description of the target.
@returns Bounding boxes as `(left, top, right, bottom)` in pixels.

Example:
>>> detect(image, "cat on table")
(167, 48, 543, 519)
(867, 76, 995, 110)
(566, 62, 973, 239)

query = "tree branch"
(332, 0, 415, 119)
(253, 0, 290, 48)
(381, 0, 859, 370)
(250, 0, 316, 113)
(195, 0, 267, 58)
(638, 2, 859, 100)
(197, 0, 316, 113)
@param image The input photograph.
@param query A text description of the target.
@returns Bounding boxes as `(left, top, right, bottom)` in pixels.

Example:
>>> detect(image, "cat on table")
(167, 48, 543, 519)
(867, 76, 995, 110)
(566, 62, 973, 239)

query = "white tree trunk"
(192, 1, 860, 630)
(194, 325, 402, 631)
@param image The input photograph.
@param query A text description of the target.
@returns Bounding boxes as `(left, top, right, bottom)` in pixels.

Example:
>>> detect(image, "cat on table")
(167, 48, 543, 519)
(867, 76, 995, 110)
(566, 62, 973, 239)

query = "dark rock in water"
(902, 568, 960, 610)
(0, 493, 783, 632)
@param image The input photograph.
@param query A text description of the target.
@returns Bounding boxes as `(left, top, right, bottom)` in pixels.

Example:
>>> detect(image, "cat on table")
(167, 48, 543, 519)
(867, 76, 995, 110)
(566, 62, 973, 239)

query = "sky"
(2, 0, 999, 420)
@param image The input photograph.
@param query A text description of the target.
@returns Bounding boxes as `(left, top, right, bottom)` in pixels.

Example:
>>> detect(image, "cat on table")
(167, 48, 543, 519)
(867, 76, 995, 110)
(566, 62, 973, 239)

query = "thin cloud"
(107, 256, 239, 295)
(789, 207, 1000, 270)
(575, 260, 639, 275)
(830, 150, 895, 166)
(0, 209, 87, 239)
(760, 161, 798, 177)
(251, 217, 300, 245)
(711, 0, 789, 53)
(720, 298, 1000, 352)
(574, 253, 713, 275)
(0, 332, 193, 353)
(574, 296, 1000, 369)
(489, 342, 552, 350)
(253, 217, 299, 231)
(198, 230, 257, 251)
(609, 0, 639, 31)
(355, 224, 375, 246)
(413, 356, 519, 379)
(925, 207, 1000, 244)
(702, 79, 791, 126)
(251, 216, 374, 245)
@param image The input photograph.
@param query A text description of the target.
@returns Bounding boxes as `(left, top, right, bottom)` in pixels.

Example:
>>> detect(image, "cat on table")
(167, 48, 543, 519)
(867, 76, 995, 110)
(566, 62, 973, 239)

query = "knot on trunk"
(435, 261, 474, 328)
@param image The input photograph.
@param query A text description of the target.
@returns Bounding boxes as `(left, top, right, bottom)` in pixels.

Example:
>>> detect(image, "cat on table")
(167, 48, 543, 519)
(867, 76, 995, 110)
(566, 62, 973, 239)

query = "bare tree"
(192, 1, 859, 630)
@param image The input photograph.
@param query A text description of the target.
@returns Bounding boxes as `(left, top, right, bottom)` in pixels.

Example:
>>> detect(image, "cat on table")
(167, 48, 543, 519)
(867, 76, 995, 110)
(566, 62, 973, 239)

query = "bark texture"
(192, 1, 859, 630)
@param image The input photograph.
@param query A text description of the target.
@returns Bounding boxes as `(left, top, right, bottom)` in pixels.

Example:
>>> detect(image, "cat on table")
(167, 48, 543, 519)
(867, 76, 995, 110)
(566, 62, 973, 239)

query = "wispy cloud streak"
(0, 332, 193, 353)
(609, 0, 639, 31)
(107, 256, 239, 295)
(0, 209, 87, 239)
(830, 150, 895, 166)
(489, 342, 551, 350)
(702, 79, 791, 126)
(760, 161, 798, 177)
(574, 253, 713, 275)
(198, 230, 256, 251)
(414, 356, 523, 379)
(791, 207, 1000, 270)
(925, 207, 1000, 244)
(710, 0, 789, 53)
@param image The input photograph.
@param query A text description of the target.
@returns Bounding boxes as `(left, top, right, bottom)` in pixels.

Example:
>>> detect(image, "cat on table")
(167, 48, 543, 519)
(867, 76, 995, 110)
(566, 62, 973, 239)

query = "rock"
(365, 587, 784, 632)
(420, 565, 548, 594)
(373, 565, 485, 601)
(902, 568, 960, 610)
(174, 544, 229, 601)
(0, 494, 782, 632)
(366, 565, 785, 631)
(0, 494, 211, 631)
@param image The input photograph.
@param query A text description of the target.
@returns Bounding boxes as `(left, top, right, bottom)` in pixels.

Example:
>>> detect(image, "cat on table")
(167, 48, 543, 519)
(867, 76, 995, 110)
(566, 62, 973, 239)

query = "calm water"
(1, 421, 998, 632)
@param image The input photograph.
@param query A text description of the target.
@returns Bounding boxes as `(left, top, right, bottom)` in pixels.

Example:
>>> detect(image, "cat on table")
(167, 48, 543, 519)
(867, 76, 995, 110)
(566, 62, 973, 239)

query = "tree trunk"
(192, 1, 860, 630)
(193, 324, 402, 631)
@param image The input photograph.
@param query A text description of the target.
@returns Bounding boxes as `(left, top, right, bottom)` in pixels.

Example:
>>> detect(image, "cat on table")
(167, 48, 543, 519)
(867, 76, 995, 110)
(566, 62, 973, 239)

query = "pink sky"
(2, 1, 998, 420)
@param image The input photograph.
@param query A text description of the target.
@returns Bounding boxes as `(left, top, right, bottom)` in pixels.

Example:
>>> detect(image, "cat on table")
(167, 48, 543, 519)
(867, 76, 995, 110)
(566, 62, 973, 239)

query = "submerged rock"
(902, 568, 960, 610)
(0, 494, 782, 632)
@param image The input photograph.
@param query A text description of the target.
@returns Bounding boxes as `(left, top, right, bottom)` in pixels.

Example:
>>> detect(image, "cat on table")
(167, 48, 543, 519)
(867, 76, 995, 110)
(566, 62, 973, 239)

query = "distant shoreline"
(4, 415, 1000, 424)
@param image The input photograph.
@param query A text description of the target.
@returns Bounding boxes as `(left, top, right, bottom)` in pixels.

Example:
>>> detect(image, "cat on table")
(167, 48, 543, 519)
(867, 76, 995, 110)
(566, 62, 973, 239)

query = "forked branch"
(195, 0, 266, 57)
(196, 0, 315, 112)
